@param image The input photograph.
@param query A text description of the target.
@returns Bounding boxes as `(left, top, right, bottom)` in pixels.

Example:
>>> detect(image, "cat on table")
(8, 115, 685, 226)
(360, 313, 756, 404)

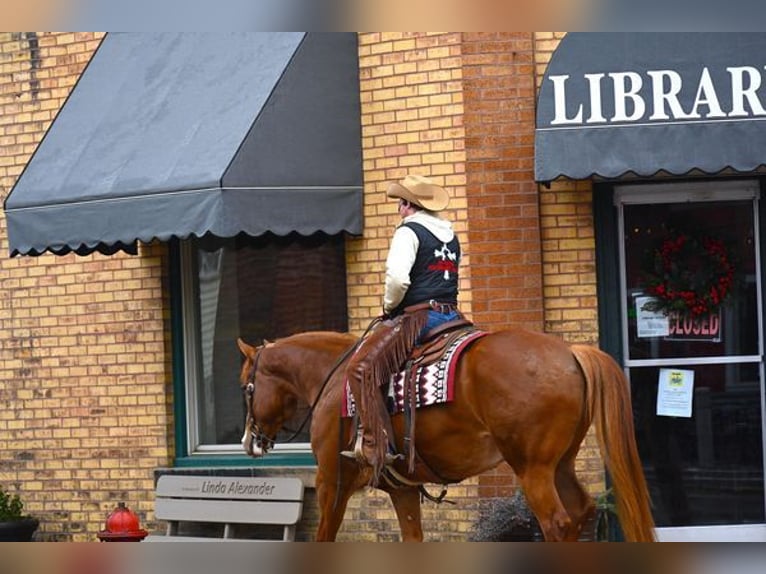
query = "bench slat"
(144, 535, 281, 542)
(155, 498, 303, 525)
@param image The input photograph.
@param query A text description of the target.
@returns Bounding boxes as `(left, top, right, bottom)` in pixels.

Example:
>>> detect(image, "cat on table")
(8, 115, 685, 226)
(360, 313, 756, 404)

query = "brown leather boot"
(340, 426, 402, 466)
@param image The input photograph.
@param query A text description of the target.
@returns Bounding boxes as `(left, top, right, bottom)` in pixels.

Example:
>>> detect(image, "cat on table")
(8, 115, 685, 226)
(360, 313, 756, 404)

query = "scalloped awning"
(535, 33, 766, 182)
(4, 32, 363, 256)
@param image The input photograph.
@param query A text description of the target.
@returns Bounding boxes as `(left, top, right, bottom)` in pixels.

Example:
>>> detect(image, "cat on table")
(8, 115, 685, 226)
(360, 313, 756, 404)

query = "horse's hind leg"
(386, 486, 424, 542)
(516, 463, 573, 541)
(555, 455, 596, 541)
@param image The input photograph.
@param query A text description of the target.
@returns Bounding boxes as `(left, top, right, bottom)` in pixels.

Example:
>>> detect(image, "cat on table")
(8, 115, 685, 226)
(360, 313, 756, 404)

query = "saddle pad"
(342, 330, 486, 417)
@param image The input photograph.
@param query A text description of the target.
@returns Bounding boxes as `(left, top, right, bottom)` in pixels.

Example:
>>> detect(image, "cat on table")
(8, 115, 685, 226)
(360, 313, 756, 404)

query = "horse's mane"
(274, 331, 357, 352)
(278, 330, 354, 340)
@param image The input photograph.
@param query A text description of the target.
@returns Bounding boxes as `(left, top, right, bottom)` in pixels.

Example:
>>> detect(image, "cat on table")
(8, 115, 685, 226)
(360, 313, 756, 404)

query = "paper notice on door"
(656, 368, 694, 418)
(636, 296, 669, 338)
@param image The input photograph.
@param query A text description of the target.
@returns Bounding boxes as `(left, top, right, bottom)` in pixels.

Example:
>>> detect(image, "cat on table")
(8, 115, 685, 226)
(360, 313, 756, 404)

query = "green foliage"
(0, 486, 27, 521)
(595, 488, 616, 513)
(594, 488, 623, 542)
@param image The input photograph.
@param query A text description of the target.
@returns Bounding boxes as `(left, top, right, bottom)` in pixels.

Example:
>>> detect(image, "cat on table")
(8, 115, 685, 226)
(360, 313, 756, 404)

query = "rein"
(245, 318, 382, 448)
(277, 339, 359, 443)
(279, 318, 383, 442)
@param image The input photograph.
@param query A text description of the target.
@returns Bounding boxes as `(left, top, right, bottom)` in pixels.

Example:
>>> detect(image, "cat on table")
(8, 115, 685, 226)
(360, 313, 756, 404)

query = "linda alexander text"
(200, 480, 276, 496)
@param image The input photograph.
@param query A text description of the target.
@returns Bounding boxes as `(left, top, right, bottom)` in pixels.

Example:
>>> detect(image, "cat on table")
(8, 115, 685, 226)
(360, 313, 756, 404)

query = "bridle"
(242, 347, 276, 455)
(242, 336, 366, 456)
(243, 320, 381, 455)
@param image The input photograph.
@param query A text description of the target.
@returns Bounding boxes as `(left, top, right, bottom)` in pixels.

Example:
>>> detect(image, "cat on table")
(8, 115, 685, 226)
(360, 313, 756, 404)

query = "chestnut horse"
(237, 329, 655, 542)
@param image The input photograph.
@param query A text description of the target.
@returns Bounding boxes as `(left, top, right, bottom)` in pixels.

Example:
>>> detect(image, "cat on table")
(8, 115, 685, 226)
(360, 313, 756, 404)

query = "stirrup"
(340, 430, 366, 463)
(340, 450, 404, 466)
(340, 431, 403, 466)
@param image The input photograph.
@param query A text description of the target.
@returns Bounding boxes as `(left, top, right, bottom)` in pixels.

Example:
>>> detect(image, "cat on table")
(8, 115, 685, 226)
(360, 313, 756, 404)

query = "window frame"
(169, 239, 317, 467)
(595, 178, 766, 540)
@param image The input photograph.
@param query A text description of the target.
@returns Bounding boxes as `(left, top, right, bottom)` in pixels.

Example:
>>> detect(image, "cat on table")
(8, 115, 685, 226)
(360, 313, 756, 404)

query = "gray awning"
(535, 33, 766, 182)
(4, 32, 363, 256)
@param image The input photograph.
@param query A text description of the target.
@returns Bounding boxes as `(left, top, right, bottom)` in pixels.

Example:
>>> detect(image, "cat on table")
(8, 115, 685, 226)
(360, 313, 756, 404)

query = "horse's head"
(237, 337, 299, 458)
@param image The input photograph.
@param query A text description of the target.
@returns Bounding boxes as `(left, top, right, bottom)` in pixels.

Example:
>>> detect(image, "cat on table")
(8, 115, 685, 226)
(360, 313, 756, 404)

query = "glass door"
(616, 180, 766, 541)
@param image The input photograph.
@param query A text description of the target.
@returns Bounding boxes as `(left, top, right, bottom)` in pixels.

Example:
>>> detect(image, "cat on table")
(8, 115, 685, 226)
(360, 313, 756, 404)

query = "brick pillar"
(462, 32, 542, 496)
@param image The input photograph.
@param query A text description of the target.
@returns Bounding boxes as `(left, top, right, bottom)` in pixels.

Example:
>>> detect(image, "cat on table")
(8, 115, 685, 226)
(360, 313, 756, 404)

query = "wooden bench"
(148, 475, 304, 541)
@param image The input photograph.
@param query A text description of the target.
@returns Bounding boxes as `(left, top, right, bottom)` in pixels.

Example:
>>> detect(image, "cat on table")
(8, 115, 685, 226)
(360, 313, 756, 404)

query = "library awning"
(535, 33, 766, 182)
(4, 32, 363, 256)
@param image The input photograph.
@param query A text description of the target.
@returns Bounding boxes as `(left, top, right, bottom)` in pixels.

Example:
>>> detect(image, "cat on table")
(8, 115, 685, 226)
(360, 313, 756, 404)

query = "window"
(613, 181, 765, 533)
(176, 233, 348, 458)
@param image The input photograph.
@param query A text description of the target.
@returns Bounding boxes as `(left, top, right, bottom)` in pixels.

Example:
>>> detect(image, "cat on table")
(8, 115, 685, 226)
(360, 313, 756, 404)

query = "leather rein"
(243, 325, 378, 453)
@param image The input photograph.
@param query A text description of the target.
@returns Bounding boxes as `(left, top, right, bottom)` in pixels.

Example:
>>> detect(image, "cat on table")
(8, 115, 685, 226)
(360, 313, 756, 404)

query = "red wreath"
(642, 232, 735, 317)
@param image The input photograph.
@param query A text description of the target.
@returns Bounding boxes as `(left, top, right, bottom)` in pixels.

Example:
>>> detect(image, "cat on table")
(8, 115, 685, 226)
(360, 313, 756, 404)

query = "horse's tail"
(570, 344, 656, 542)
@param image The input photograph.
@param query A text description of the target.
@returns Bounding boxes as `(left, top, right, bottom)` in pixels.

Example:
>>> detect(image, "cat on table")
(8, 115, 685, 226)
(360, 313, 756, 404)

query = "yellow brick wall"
(348, 32, 471, 334)
(0, 32, 173, 541)
(534, 32, 604, 492)
(534, 33, 599, 344)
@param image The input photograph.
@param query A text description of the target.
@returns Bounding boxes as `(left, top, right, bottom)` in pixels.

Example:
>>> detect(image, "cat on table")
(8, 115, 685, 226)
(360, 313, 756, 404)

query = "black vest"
(392, 222, 460, 315)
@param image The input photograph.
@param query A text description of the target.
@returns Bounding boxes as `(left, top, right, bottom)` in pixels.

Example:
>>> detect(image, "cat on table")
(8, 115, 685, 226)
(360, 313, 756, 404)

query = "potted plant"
(0, 486, 39, 541)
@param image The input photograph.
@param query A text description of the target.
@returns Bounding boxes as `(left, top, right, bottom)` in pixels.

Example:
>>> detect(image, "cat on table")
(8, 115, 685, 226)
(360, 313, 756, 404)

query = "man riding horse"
(341, 174, 463, 480)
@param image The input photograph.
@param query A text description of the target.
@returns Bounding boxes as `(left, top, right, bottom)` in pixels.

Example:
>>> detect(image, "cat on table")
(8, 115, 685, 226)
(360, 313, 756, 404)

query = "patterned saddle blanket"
(342, 328, 486, 417)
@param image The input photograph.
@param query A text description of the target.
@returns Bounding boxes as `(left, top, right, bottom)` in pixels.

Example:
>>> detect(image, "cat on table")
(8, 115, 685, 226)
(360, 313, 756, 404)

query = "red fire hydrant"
(97, 502, 148, 542)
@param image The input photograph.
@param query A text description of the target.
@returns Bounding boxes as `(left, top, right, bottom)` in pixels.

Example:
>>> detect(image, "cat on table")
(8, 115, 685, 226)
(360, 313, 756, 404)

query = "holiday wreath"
(641, 232, 736, 317)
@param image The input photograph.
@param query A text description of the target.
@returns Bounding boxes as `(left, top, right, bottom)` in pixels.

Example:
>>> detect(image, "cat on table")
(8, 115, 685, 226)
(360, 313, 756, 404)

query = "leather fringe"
(351, 309, 428, 484)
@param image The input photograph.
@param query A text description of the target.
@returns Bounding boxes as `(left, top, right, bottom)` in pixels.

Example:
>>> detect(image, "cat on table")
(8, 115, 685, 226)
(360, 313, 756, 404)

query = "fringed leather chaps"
(346, 309, 429, 483)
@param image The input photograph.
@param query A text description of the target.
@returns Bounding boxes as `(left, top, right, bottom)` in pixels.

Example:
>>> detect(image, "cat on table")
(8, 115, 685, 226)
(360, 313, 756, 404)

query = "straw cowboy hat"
(386, 174, 450, 212)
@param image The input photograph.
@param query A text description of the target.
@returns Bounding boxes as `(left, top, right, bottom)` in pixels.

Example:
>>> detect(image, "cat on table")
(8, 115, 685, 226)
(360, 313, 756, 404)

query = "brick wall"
(462, 32, 543, 334)
(0, 32, 173, 541)
(534, 32, 598, 344)
(348, 32, 470, 334)
(460, 32, 544, 497)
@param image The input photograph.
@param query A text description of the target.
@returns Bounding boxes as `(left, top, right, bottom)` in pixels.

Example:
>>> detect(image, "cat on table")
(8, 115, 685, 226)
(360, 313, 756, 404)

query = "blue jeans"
(418, 309, 460, 343)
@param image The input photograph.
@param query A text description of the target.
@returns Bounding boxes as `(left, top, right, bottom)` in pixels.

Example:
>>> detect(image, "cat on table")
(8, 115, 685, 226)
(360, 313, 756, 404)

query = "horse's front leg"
(314, 462, 365, 541)
(387, 485, 424, 541)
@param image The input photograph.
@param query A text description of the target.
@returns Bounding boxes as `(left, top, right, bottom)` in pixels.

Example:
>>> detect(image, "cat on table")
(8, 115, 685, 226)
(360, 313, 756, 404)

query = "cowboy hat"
(386, 175, 450, 212)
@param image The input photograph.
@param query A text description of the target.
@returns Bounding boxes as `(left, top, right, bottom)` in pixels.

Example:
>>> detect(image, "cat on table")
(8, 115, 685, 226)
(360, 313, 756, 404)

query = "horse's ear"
(263, 339, 272, 346)
(237, 337, 256, 358)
